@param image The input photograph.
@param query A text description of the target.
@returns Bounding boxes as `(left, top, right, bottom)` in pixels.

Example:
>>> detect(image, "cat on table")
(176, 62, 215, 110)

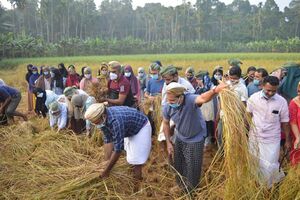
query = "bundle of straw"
(141, 95, 162, 134)
(89, 81, 109, 103)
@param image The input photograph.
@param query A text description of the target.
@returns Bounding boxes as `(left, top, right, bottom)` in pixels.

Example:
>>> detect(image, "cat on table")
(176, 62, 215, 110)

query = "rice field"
(0, 53, 300, 199)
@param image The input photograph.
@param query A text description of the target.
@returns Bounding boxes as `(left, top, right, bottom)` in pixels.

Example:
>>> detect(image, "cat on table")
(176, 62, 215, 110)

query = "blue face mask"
(43, 71, 49, 76)
(151, 74, 159, 80)
(32, 71, 38, 75)
(169, 103, 181, 108)
(253, 79, 260, 86)
(168, 96, 182, 109)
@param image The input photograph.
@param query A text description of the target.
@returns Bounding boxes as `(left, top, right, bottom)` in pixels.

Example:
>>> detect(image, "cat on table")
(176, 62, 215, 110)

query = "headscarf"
(166, 82, 187, 96)
(45, 90, 59, 109)
(124, 65, 139, 95)
(138, 67, 146, 79)
(84, 103, 106, 122)
(160, 65, 182, 76)
(50, 68, 64, 89)
(97, 62, 109, 79)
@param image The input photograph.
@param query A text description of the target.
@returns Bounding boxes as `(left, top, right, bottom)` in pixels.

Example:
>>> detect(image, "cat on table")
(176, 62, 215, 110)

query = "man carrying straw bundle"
(162, 81, 227, 193)
(84, 103, 152, 181)
(247, 76, 291, 188)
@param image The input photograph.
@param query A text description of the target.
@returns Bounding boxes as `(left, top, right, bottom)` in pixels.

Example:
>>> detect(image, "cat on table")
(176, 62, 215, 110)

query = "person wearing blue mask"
(162, 81, 227, 193)
(145, 63, 164, 98)
(144, 63, 165, 135)
(247, 68, 268, 97)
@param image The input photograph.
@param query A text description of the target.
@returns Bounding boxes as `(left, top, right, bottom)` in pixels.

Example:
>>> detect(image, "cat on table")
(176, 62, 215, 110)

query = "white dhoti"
(249, 136, 285, 188)
(124, 121, 152, 165)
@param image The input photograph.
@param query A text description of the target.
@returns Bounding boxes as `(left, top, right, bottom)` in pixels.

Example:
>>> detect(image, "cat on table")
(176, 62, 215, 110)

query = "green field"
(1, 53, 299, 89)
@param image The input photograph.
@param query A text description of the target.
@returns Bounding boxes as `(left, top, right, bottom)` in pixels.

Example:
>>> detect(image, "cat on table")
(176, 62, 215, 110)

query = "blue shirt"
(163, 94, 206, 143)
(146, 78, 164, 96)
(247, 82, 261, 97)
(0, 86, 19, 102)
(102, 106, 148, 153)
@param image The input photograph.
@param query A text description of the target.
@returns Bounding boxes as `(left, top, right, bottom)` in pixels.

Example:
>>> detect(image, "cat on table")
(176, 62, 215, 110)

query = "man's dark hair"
(229, 66, 242, 78)
(256, 68, 268, 78)
(247, 66, 256, 73)
(262, 76, 279, 86)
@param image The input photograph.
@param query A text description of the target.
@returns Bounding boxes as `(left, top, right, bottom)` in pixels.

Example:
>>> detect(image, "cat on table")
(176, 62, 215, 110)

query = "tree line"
(0, 0, 300, 58)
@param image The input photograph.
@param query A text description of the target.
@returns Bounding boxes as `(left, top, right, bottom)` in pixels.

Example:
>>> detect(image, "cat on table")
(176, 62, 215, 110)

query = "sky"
(0, 0, 292, 11)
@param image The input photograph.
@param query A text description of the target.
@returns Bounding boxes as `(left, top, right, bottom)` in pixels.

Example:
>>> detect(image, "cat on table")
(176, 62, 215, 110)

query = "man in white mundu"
(247, 76, 291, 188)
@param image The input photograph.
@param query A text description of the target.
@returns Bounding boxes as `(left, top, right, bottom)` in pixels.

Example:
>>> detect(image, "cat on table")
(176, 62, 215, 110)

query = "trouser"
(174, 139, 204, 192)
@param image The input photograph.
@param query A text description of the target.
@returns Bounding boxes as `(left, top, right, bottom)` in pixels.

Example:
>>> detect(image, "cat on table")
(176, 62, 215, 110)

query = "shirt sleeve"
(58, 104, 68, 129)
(0, 87, 10, 99)
(289, 100, 298, 124)
(161, 83, 167, 106)
(163, 105, 171, 120)
(280, 98, 290, 123)
(111, 120, 125, 153)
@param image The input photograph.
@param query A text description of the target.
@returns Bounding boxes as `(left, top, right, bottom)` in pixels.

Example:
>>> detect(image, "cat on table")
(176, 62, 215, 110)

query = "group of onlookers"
(0, 59, 299, 195)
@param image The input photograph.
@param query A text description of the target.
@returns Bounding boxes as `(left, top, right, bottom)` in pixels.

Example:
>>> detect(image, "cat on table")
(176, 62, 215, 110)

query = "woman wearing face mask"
(79, 67, 98, 94)
(97, 62, 109, 86)
(137, 67, 147, 101)
(124, 65, 140, 104)
(185, 67, 198, 89)
(211, 67, 223, 87)
(50, 68, 64, 95)
(35, 66, 52, 91)
(162, 82, 227, 193)
(66, 65, 80, 88)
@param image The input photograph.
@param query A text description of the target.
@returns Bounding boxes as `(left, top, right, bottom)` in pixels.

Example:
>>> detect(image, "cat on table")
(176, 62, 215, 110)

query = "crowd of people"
(0, 59, 299, 194)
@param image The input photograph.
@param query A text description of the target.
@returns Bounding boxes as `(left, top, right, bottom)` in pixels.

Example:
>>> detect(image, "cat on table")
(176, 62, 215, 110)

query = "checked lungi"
(174, 138, 204, 192)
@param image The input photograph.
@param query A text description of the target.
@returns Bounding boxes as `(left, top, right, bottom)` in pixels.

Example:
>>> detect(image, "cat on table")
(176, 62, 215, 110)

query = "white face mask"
(124, 72, 131, 77)
(84, 74, 91, 79)
(110, 72, 118, 80)
(37, 93, 44, 98)
(50, 72, 55, 78)
(214, 74, 222, 80)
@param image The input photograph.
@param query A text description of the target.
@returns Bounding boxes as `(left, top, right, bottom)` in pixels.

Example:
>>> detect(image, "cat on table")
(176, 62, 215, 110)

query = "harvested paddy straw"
(1, 89, 300, 199)
(142, 96, 162, 134)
